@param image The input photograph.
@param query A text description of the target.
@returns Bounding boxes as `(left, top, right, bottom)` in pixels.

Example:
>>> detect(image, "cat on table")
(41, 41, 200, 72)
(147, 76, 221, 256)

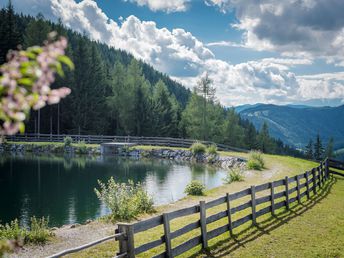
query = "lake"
(0, 154, 227, 227)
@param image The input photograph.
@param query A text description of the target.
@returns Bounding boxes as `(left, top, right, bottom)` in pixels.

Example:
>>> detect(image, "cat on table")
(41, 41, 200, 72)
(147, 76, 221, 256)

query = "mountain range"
(237, 104, 344, 150)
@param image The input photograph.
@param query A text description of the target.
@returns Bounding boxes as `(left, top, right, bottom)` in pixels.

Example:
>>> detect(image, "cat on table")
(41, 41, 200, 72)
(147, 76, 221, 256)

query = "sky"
(6, 0, 344, 107)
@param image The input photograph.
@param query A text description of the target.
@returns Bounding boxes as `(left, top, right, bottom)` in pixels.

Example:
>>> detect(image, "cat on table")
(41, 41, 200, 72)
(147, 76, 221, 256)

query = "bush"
(0, 217, 52, 245)
(223, 168, 245, 184)
(190, 142, 206, 155)
(184, 180, 205, 196)
(77, 140, 88, 154)
(94, 178, 154, 221)
(247, 151, 265, 170)
(207, 144, 217, 155)
(63, 136, 73, 147)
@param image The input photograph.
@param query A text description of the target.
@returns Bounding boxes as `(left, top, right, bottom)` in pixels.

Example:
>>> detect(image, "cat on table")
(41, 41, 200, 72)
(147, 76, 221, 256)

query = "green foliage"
(314, 134, 324, 160)
(305, 139, 314, 159)
(190, 142, 206, 155)
(326, 137, 334, 158)
(0, 217, 51, 245)
(247, 151, 265, 170)
(207, 144, 217, 155)
(76, 140, 87, 154)
(184, 180, 205, 196)
(94, 177, 154, 221)
(223, 168, 245, 184)
(63, 136, 72, 147)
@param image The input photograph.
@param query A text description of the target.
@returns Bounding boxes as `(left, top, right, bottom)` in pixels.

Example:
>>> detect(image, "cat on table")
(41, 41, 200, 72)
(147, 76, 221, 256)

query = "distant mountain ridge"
(237, 104, 344, 149)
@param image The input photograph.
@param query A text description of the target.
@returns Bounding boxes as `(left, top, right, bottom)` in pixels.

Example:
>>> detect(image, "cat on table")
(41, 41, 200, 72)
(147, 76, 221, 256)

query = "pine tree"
(314, 134, 324, 160)
(222, 108, 245, 147)
(24, 13, 51, 47)
(305, 139, 314, 159)
(0, 0, 22, 64)
(194, 73, 215, 140)
(257, 122, 274, 153)
(325, 137, 334, 158)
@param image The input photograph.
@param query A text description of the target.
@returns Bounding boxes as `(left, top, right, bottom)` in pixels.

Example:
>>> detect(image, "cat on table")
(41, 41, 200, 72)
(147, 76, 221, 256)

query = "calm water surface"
(0, 154, 226, 226)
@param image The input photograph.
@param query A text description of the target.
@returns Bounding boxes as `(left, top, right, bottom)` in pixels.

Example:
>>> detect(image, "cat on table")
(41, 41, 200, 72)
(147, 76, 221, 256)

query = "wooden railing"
(5, 133, 248, 153)
(46, 158, 341, 258)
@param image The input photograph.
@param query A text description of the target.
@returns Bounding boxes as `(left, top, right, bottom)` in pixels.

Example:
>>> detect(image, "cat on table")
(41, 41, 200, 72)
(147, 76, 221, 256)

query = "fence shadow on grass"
(197, 175, 338, 258)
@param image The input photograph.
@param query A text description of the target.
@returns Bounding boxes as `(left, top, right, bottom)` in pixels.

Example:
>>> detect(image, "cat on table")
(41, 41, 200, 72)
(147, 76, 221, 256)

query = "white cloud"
(123, 0, 190, 12)
(10, 0, 344, 106)
(207, 0, 344, 65)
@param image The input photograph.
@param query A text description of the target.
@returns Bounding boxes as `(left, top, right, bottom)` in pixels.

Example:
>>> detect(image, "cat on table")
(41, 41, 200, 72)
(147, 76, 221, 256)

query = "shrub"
(207, 144, 217, 155)
(0, 217, 52, 245)
(27, 217, 51, 244)
(190, 142, 206, 155)
(94, 178, 154, 221)
(63, 136, 73, 147)
(223, 168, 245, 184)
(247, 151, 265, 170)
(184, 180, 205, 196)
(77, 140, 88, 154)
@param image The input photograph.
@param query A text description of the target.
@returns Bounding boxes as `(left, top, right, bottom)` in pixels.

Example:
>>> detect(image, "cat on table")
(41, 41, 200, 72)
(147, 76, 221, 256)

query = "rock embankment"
(0, 143, 246, 169)
(121, 148, 246, 169)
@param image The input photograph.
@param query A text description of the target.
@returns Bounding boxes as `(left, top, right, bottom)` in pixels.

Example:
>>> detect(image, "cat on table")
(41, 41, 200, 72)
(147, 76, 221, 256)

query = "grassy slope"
(63, 152, 344, 258)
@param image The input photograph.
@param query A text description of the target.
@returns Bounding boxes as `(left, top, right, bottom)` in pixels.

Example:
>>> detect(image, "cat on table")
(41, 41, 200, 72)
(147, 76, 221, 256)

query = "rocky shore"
(0, 143, 246, 169)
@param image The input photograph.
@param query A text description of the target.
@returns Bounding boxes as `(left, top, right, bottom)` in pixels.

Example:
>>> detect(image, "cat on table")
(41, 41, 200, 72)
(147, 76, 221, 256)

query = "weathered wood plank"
(231, 200, 251, 214)
(274, 191, 285, 199)
(289, 196, 297, 204)
(231, 187, 251, 200)
(206, 210, 227, 224)
(296, 175, 301, 203)
(133, 215, 163, 233)
(232, 214, 253, 229)
(207, 224, 229, 240)
(288, 186, 297, 195)
(134, 238, 164, 255)
(285, 176, 289, 210)
(255, 182, 270, 192)
(163, 213, 172, 257)
(200, 201, 208, 249)
(168, 205, 199, 220)
(251, 186, 256, 225)
(305, 171, 310, 199)
(256, 205, 272, 218)
(171, 235, 202, 257)
(274, 178, 285, 187)
(275, 200, 286, 209)
(256, 195, 271, 205)
(226, 193, 233, 235)
(170, 221, 200, 239)
(205, 196, 226, 209)
(271, 181, 275, 215)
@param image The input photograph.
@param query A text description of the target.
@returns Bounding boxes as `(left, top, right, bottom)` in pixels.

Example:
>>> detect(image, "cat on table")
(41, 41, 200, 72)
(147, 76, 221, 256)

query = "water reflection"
(0, 154, 226, 226)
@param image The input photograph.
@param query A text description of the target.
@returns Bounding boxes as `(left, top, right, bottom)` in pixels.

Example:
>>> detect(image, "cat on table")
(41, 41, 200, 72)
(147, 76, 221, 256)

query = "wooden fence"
(47, 158, 344, 258)
(6, 133, 248, 152)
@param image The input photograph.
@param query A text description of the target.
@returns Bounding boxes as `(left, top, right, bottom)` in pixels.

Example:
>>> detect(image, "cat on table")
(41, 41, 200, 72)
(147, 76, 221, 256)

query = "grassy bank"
(63, 153, 342, 258)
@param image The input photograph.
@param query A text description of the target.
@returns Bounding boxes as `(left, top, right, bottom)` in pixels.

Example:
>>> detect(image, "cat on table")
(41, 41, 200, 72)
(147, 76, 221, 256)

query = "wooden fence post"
(285, 176, 289, 210)
(296, 175, 301, 204)
(226, 193, 233, 235)
(325, 159, 329, 179)
(251, 186, 256, 225)
(312, 169, 317, 195)
(200, 201, 208, 249)
(305, 171, 310, 200)
(117, 223, 135, 258)
(163, 213, 172, 257)
(270, 182, 275, 215)
(317, 167, 321, 188)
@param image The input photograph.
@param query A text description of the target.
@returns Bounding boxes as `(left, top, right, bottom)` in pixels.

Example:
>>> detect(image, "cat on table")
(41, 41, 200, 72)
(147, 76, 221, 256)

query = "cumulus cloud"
(10, 0, 344, 106)
(207, 0, 344, 65)
(123, 0, 190, 12)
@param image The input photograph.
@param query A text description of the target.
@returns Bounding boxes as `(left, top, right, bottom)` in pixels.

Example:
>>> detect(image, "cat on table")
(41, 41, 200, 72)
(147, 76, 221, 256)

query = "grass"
(65, 153, 343, 258)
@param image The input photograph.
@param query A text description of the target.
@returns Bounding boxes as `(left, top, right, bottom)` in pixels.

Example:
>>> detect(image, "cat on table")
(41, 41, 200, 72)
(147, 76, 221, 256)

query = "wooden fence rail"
(5, 133, 248, 153)
(46, 158, 344, 258)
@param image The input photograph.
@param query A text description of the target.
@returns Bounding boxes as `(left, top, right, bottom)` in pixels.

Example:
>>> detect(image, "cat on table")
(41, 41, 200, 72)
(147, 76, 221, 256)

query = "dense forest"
(0, 3, 302, 157)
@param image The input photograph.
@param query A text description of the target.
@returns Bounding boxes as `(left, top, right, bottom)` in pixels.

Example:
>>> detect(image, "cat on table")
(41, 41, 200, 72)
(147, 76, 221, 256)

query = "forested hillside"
(238, 104, 344, 150)
(0, 4, 301, 156)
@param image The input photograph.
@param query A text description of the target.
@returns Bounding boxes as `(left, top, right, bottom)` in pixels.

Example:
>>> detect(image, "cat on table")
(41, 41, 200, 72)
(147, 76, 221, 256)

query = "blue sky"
(7, 0, 344, 106)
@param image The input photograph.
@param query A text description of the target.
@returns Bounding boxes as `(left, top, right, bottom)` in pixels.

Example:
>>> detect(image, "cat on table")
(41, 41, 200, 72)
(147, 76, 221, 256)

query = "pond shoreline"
(0, 142, 247, 170)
